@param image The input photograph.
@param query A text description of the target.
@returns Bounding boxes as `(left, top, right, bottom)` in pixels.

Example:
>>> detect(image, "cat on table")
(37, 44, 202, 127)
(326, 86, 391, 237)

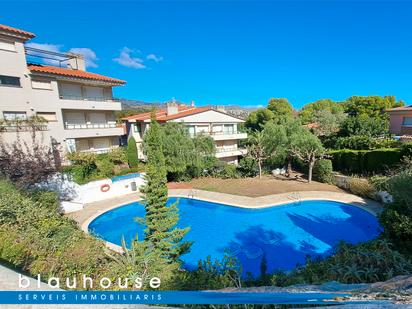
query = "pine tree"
(140, 111, 191, 261)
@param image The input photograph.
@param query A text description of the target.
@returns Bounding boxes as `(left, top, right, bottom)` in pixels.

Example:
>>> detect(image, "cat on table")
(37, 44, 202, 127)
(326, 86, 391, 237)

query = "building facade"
(387, 105, 412, 142)
(0, 24, 125, 160)
(123, 102, 248, 164)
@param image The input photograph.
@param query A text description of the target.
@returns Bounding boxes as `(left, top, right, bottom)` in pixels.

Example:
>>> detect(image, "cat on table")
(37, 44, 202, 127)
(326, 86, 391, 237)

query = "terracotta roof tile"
(0, 24, 35, 39)
(28, 64, 125, 85)
(122, 106, 212, 122)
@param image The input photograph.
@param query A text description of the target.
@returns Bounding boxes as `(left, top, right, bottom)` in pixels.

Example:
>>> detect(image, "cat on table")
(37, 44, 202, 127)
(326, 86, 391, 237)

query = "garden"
(0, 96, 411, 294)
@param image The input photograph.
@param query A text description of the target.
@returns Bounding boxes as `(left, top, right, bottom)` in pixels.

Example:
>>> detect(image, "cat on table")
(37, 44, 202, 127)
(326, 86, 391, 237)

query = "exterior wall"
(389, 111, 412, 135)
(0, 33, 123, 158)
(124, 110, 247, 164)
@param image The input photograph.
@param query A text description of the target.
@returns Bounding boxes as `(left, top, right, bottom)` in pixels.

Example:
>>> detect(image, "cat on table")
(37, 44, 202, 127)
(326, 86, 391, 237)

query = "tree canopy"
(299, 99, 345, 124)
(343, 95, 404, 119)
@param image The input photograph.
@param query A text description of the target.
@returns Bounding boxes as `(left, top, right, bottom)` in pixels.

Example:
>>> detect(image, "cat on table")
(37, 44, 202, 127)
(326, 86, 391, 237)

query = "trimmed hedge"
(329, 148, 402, 174)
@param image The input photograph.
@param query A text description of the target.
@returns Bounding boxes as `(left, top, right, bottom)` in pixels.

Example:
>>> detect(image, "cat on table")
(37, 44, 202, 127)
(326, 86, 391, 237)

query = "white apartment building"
(123, 102, 248, 164)
(0, 24, 125, 160)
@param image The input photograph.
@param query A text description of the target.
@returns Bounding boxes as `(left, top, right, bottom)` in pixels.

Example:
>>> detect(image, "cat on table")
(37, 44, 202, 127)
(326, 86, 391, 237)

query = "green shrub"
(30, 190, 59, 211)
(0, 180, 113, 287)
(95, 158, 115, 178)
(313, 159, 333, 183)
(335, 135, 375, 150)
(335, 136, 402, 150)
(126, 136, 139, 168)
(369, 175, 389, 192)
(237, 157, 258, 177)
(329, 148, 402, 174)
(272, 240, 412, 285)
(217, 164, 240, 179)
(107, 147, 127, 164)
(400, 142, 412, 159)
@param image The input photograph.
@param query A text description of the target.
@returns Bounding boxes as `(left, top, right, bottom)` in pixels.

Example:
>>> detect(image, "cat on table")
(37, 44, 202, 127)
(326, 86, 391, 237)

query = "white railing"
(59, 95, 120, 102)
(65, 123, 117, 130)
(79, 147, 113, 154)
(189, 131, 239, 137)
(216, 147, 240, 153)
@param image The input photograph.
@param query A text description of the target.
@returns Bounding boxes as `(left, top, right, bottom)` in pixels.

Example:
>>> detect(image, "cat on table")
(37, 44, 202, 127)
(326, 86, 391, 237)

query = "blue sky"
(2, 1, 412, 109)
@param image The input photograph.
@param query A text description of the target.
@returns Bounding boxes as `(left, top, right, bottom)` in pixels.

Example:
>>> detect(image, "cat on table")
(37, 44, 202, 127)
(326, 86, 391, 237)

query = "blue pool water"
(88, 198, 382, 277)
(111, 173, 141, 182)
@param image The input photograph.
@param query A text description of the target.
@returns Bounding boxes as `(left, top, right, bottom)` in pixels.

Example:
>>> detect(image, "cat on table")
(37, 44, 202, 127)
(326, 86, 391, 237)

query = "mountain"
(119, 99, 258, 119)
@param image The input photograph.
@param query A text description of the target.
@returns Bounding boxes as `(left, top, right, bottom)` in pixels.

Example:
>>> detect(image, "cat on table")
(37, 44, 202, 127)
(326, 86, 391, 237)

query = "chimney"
(216, 105, 226, 113)
(166, 100, 179, 115)
(190, 100, 195, 107)
(66, 52, 86, 71)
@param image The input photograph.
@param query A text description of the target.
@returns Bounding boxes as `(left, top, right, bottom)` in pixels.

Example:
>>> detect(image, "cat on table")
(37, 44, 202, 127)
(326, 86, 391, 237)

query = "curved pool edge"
(78, 189, 382, 254)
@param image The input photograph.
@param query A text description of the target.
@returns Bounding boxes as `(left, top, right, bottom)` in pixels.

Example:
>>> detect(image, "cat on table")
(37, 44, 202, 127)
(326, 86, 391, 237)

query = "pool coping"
(71, 189, 382, 253)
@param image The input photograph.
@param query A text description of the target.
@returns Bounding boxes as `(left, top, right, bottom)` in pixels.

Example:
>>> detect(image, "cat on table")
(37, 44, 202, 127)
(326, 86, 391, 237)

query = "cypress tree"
(140, 111, 191, 261)
(126, 136, 139, 168)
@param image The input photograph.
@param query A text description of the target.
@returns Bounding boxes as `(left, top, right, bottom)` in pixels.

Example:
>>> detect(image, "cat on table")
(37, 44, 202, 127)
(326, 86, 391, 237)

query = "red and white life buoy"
(100, 184, 110, 192)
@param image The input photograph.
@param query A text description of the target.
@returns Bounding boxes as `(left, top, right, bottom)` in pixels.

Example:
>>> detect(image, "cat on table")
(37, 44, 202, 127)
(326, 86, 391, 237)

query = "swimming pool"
(88, 198, 382, 277)
(111, 173, 141, 182)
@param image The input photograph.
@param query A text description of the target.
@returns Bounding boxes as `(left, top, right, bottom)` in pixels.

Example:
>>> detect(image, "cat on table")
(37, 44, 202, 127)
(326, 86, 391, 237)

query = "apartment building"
(0, 24, 125, 159)
(123, 102, 248, 164)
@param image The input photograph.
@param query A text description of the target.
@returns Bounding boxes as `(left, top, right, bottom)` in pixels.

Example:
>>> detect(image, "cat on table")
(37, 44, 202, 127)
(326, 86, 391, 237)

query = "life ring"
(100, 184, 110, 192)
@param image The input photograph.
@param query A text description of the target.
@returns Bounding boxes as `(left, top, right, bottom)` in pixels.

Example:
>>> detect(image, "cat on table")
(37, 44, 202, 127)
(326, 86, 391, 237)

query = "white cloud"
(26, 42, 62, 53)
(146, 53, 163, 62)
(69, 48, 99, 68)
(25, 42, 98, 68)
(113, 47, 146, 69)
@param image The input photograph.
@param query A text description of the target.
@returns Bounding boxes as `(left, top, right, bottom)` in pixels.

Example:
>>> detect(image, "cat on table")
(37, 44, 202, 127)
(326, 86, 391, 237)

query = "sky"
(2, 0, 412, 109)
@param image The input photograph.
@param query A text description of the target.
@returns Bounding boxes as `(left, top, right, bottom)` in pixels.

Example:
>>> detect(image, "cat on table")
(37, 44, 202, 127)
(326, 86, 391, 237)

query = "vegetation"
(0, 134, 56, 188)
(329, 148, 402, 174)
(380, 161, 412, 255)
(290, 128, 325, 182)
(313, 159, 333, 184)
(0, 180, 112, 288)
(271, 240, 412, 286)
(126, 136, 139, 168)
(140, 113, 191, 261)
(65, 148, 140, 184)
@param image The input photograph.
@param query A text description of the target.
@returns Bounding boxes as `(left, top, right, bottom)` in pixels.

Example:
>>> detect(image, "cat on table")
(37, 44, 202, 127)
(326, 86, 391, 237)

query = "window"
(133, 124, 141, 134)
(0, 39, 15, 52)
(0, 75, 20, 87)
(3, 111, 27, 121)
(32, 80, 52, 90)
(403, 117, 412, 126)
(224, 124, 235, 134)
(36, 112, 57, 122)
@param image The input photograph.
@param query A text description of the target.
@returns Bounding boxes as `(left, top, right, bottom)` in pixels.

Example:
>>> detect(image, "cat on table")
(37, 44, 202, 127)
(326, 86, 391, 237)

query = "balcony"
(0, 124, 48, 132)
(64, 122, 124, 139)
(190, 131, 247, 141)
(215, 147, 247, 158)
(59, 95, 122, 111)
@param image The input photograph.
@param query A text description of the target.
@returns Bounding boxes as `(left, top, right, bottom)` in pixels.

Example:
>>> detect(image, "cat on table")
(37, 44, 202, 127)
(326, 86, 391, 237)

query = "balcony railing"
(78, 147, 114, 154)
(190, 131, 239, 137)
(65, 123, 117, 130)
(0, 124, 48, 132)
(216, 147, 239, 153)
(59, 95, 120, 102)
